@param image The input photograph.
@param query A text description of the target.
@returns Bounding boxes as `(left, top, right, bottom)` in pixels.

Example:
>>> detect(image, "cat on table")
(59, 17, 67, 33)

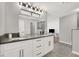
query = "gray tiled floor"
(44, 42, 79, 57)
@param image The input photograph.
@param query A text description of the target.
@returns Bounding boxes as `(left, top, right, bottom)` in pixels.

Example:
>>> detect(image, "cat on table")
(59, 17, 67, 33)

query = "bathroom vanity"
(0, 33, 54, 57)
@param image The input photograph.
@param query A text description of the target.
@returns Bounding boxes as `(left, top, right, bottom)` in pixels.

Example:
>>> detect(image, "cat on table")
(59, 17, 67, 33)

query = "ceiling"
(33, 2, 79, 18)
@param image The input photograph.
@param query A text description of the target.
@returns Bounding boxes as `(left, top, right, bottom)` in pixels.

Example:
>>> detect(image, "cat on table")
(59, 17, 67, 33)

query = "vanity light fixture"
(40, 9, 43, 12)
(18, 2, 44, 14)
(28, 4, 31, 8)
(36, 7, 40, 11)
(22, 2, 26, 7)
(36, 8, 39, 11)
(19, 2, 21, 5)
(32, 6, 35, 10)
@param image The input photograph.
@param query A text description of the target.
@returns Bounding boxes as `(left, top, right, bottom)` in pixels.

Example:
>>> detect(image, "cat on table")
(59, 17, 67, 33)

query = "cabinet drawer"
(33, 49, 43, 57)
(33, 38, 44, 52)
(33, 38, 42, 43)
(33, 38, 43, 46)
(33, 43, 43, 52)
(21, 40, 32, 46)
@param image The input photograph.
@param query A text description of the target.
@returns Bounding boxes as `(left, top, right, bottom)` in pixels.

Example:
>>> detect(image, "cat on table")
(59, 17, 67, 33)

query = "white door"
(4, 49, 20, 57)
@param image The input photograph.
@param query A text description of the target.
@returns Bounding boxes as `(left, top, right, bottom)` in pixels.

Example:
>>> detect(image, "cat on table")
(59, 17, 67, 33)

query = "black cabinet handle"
(36, 52, 42, 56)
(49, 41, 51, 46)
(19, 50, 21, 57)
(36, 45, 41, 48)
(36, 40, 41, 42)
(22, 49, 24, 57)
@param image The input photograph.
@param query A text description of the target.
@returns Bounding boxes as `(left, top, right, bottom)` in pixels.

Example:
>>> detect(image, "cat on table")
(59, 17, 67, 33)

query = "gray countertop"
(0, 33, 54, 44)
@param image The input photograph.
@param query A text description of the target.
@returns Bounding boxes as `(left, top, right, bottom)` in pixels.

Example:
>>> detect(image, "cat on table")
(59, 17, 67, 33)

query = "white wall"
(5, 2, 20, 33)
(0, 2, 20, 35)
(0, 3, 5, 35)
(47, 17, 59, 33)
(59, 14, 77, 45)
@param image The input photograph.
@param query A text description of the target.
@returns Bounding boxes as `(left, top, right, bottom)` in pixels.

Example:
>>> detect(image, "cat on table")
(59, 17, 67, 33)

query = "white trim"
(72, 51, 79, 55)
(59, 40, 72, 45)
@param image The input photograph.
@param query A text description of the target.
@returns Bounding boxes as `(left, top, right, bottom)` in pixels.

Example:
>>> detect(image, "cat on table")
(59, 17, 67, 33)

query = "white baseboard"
(59, 40, 72, 45)
(72, 51, 79, 55)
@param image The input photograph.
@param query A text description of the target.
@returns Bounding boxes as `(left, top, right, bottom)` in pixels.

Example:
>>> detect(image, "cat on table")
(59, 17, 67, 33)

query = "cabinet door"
(43, 36, 54, 55)
(0, 45, 4, 57)
(4, 49, 20, 57)
(43, 37, 49, 54)
(22, 40, 33, 57)
(48, 36, 54, 51)
(22, 46, 32, 57)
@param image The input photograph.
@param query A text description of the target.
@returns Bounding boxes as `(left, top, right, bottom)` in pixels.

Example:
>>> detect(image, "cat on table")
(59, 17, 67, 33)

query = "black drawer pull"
(36, 52, 42, 55)
(36, 40, 41, 42)
(36, 45, 41, 48)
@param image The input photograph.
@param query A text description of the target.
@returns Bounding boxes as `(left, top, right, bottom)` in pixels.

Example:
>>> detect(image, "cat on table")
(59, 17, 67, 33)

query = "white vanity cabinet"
(0, 40, 33, 57)
(32, 38, 44, 57)
(0, 36, 54, 57)
(43, 36, 54, 55)
(32, 36, 54, 57)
